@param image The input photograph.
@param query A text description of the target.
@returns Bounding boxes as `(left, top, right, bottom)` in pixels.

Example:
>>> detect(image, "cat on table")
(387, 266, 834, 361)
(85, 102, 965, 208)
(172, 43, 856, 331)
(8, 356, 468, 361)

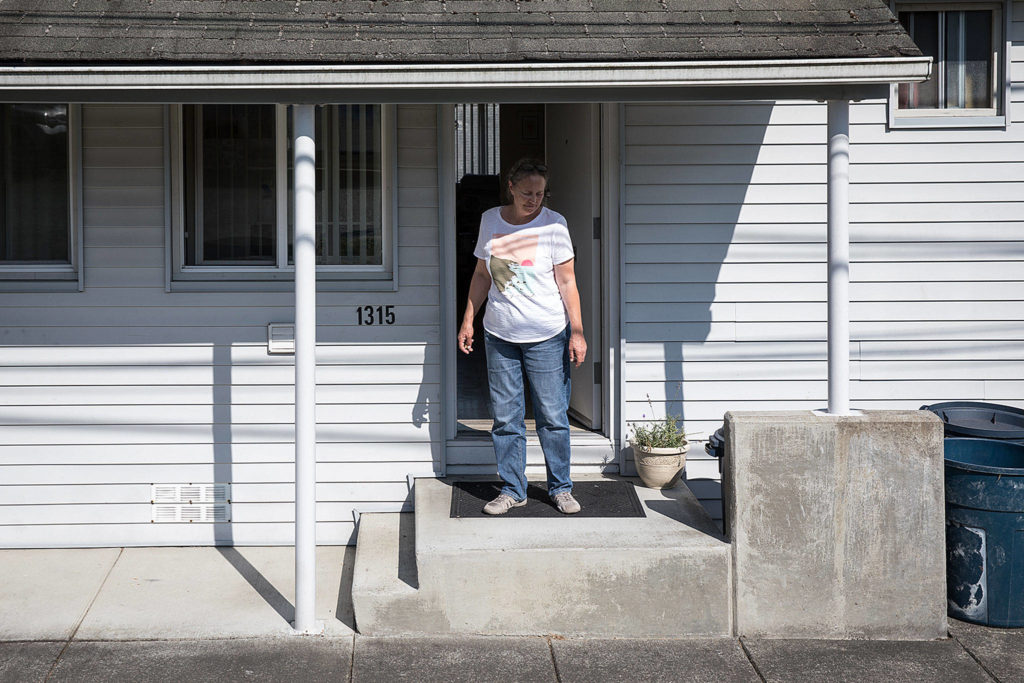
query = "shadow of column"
(216, 547, 295, 624)
(212, 343, 234, 546)
(412, 353, 442, 477)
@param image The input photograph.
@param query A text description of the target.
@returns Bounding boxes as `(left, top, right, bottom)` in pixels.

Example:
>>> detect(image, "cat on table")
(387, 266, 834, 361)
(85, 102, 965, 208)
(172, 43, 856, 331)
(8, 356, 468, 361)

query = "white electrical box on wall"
(267, 323, 296, 354)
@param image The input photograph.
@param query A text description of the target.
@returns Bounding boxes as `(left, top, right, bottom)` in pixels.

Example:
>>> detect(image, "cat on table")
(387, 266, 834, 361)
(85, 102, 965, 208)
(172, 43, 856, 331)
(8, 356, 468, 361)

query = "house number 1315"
(357, 305, 395, 325)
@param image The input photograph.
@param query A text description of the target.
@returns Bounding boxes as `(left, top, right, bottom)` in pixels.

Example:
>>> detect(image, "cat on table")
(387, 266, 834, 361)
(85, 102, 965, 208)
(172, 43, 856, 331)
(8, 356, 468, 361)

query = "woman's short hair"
(506, 158, 548, 187)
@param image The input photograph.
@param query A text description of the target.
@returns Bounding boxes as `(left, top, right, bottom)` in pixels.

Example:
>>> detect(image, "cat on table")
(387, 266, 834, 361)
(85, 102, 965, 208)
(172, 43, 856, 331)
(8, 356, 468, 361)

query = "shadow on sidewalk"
(336, 547, 357, 630)
(216, 548, 294, 625)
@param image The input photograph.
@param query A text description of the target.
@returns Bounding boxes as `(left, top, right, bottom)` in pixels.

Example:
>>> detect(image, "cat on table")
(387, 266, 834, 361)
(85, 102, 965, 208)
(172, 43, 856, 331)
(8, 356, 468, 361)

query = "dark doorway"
(455, 104, 546, 428)
(454, 103, 602, 435)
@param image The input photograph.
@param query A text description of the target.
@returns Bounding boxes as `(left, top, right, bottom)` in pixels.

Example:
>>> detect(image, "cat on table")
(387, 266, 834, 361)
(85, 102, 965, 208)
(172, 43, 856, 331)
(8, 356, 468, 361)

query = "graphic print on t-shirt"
(490, 233, 539, 299)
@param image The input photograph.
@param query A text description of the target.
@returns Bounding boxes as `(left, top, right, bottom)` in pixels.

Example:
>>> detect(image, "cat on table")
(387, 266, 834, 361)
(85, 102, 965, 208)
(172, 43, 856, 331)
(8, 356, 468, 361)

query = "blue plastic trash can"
(944, 437, 1024, 627)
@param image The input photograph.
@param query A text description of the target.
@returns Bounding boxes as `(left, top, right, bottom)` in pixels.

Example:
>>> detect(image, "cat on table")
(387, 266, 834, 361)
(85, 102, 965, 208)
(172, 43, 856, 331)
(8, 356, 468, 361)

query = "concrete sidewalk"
(1, 547, 1022, 682)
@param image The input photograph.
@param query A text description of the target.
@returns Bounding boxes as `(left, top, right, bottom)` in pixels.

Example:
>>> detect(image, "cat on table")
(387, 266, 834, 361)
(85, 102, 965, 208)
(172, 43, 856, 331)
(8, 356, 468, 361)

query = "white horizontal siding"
(0, 383, 437, 406)
(0, 103, 441, 547)
(0, 444, 440, 465)
(0, 424, 437, 445)
(2, 482, 410, 505)
(626, 7, 1024, 526)
(2, 462, 434, 485)
(629, 281, 1024, 301)
(0, 326, 443, 346)
(0, 363, 440, 385)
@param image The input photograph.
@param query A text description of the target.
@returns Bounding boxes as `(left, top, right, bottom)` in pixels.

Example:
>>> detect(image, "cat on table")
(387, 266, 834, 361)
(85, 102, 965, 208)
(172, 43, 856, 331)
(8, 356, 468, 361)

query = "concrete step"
(351, 475, 733, 637)
(350, 512, 449, 636)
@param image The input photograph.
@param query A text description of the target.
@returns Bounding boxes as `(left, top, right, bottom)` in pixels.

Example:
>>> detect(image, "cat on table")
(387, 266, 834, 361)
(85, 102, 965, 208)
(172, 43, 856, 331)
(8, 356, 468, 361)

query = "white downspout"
(826, 100, 851, 415)
(292, 104, 320, 634)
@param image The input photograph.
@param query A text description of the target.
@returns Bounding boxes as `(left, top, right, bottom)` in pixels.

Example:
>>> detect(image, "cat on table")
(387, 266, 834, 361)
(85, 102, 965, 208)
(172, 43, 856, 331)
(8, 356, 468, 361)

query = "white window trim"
(0, 103, 82, 292)
(888, 0, 1011, 129)
(168, 103, 397, 292)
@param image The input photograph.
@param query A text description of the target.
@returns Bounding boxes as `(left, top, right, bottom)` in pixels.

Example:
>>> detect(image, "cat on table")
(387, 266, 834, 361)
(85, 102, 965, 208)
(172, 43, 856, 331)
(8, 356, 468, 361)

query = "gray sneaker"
(483, 493, 527, 515)
(552, 491, 581, 514)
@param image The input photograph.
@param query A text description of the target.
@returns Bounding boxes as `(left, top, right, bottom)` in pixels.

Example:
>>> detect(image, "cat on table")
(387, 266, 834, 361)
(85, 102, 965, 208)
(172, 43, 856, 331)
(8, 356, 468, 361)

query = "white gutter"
(0, 57, 931, 92)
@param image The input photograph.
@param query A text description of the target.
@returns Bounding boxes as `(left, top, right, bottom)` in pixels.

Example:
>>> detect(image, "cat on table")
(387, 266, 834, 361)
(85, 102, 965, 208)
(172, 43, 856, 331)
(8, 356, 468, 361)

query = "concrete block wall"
(724, 410, 947, 640)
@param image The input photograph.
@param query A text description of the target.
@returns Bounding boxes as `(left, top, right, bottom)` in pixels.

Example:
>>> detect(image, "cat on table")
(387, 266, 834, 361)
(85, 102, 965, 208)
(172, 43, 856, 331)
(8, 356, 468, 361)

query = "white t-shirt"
(473, 206, 575, 343)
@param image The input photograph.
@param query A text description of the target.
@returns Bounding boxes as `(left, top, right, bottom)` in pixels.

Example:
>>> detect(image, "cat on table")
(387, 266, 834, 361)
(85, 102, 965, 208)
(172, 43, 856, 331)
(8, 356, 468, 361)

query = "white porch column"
(292, 104, 318, 633)
(826, 100, 851, 415)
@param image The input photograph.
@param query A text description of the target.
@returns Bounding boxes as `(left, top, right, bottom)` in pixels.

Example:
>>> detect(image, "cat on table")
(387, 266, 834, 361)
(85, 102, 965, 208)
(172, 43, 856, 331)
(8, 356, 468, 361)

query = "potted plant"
(629, 402, 689, 489)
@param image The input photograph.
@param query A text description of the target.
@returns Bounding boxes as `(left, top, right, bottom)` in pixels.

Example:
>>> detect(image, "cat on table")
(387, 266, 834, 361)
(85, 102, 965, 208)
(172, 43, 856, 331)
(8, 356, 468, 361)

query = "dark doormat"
(450, 480, 646, 519)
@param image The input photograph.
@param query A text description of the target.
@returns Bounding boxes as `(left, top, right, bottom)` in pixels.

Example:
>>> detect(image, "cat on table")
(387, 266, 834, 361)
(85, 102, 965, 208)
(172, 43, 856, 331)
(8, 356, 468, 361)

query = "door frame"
(547, 102, 602, 431)
(437, 102, 622, 473)
(601, 102, 624, 470)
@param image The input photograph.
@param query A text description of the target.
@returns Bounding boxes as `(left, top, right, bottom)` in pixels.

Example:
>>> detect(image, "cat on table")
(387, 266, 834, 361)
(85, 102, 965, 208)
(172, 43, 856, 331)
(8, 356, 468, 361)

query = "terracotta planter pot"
(632, 441, 689, 489)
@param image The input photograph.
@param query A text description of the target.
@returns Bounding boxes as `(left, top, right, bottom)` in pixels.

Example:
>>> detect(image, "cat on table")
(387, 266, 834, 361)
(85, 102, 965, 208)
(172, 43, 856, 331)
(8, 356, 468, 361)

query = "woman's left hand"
(553, 259, 587, 369)
(569, 330, 587, 368)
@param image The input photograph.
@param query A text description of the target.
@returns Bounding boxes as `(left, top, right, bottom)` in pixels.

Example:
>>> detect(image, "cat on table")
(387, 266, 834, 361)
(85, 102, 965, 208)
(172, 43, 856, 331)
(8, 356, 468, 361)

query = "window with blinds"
(184, 104, 277, 265)
(455, 103, 500, 180)
(0, 104, 71, 264)
(892, 2, 1004, 125)
(179, 104, 385, 274)
(287, 105, 383, 266)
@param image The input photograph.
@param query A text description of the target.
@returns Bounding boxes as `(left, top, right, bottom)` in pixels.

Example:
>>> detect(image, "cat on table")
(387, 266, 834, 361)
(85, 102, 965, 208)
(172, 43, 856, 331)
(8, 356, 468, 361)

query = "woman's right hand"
(460, 259, 491, 355)
(458, 320, 475, 354)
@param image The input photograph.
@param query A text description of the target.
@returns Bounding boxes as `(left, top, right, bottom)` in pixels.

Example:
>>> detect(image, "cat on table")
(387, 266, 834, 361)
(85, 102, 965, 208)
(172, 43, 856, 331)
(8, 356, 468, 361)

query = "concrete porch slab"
(352, 475, 732, 637)
(0, 548, 120, 641)
(75, 546, 355, 640)
(414, 475, 725, 556)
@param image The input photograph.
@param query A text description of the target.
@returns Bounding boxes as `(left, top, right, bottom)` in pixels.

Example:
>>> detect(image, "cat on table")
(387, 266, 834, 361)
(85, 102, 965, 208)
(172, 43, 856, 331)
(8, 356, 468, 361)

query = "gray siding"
(624, 7, 1024, 522)
(0, 104, 440, 547)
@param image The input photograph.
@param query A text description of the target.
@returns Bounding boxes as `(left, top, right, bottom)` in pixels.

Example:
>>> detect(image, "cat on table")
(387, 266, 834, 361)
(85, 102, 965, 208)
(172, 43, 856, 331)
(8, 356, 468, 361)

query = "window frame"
(169, 103, 397, 292)
(888, 0, 1011, 129)
(0, 103, 82, 292)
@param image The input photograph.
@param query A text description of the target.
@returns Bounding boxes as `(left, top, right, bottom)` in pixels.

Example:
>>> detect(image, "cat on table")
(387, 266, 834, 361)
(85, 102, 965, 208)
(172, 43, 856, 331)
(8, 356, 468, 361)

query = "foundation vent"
(151, 483, 231, 523)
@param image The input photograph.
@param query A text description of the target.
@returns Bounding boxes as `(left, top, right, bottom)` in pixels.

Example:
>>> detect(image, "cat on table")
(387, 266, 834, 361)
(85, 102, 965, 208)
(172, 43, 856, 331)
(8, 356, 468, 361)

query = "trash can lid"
(922, 401, 1024, 440)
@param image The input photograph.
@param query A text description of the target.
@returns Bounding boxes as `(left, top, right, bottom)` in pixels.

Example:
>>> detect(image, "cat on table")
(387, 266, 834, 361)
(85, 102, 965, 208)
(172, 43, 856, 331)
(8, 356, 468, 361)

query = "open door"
(545, 104, 602, 430)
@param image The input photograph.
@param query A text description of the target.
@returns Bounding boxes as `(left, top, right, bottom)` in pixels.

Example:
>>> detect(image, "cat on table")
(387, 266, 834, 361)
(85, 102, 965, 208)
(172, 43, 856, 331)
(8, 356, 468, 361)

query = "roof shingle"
(0, 0, 922, 65)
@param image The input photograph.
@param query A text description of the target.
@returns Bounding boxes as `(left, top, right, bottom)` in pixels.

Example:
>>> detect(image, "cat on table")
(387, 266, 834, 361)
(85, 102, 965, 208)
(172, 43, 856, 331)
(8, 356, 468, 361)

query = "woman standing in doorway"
(458, 159, 588, 515)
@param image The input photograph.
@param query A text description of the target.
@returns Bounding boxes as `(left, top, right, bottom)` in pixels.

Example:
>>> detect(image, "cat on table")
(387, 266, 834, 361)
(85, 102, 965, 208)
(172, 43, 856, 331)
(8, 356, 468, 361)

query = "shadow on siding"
(627, 102, 773, 523)
(213, 344, 234, 546)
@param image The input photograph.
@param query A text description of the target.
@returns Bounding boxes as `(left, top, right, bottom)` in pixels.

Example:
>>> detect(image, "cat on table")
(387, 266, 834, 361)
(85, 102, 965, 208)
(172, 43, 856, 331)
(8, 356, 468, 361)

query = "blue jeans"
(484, 327, 572, 501)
